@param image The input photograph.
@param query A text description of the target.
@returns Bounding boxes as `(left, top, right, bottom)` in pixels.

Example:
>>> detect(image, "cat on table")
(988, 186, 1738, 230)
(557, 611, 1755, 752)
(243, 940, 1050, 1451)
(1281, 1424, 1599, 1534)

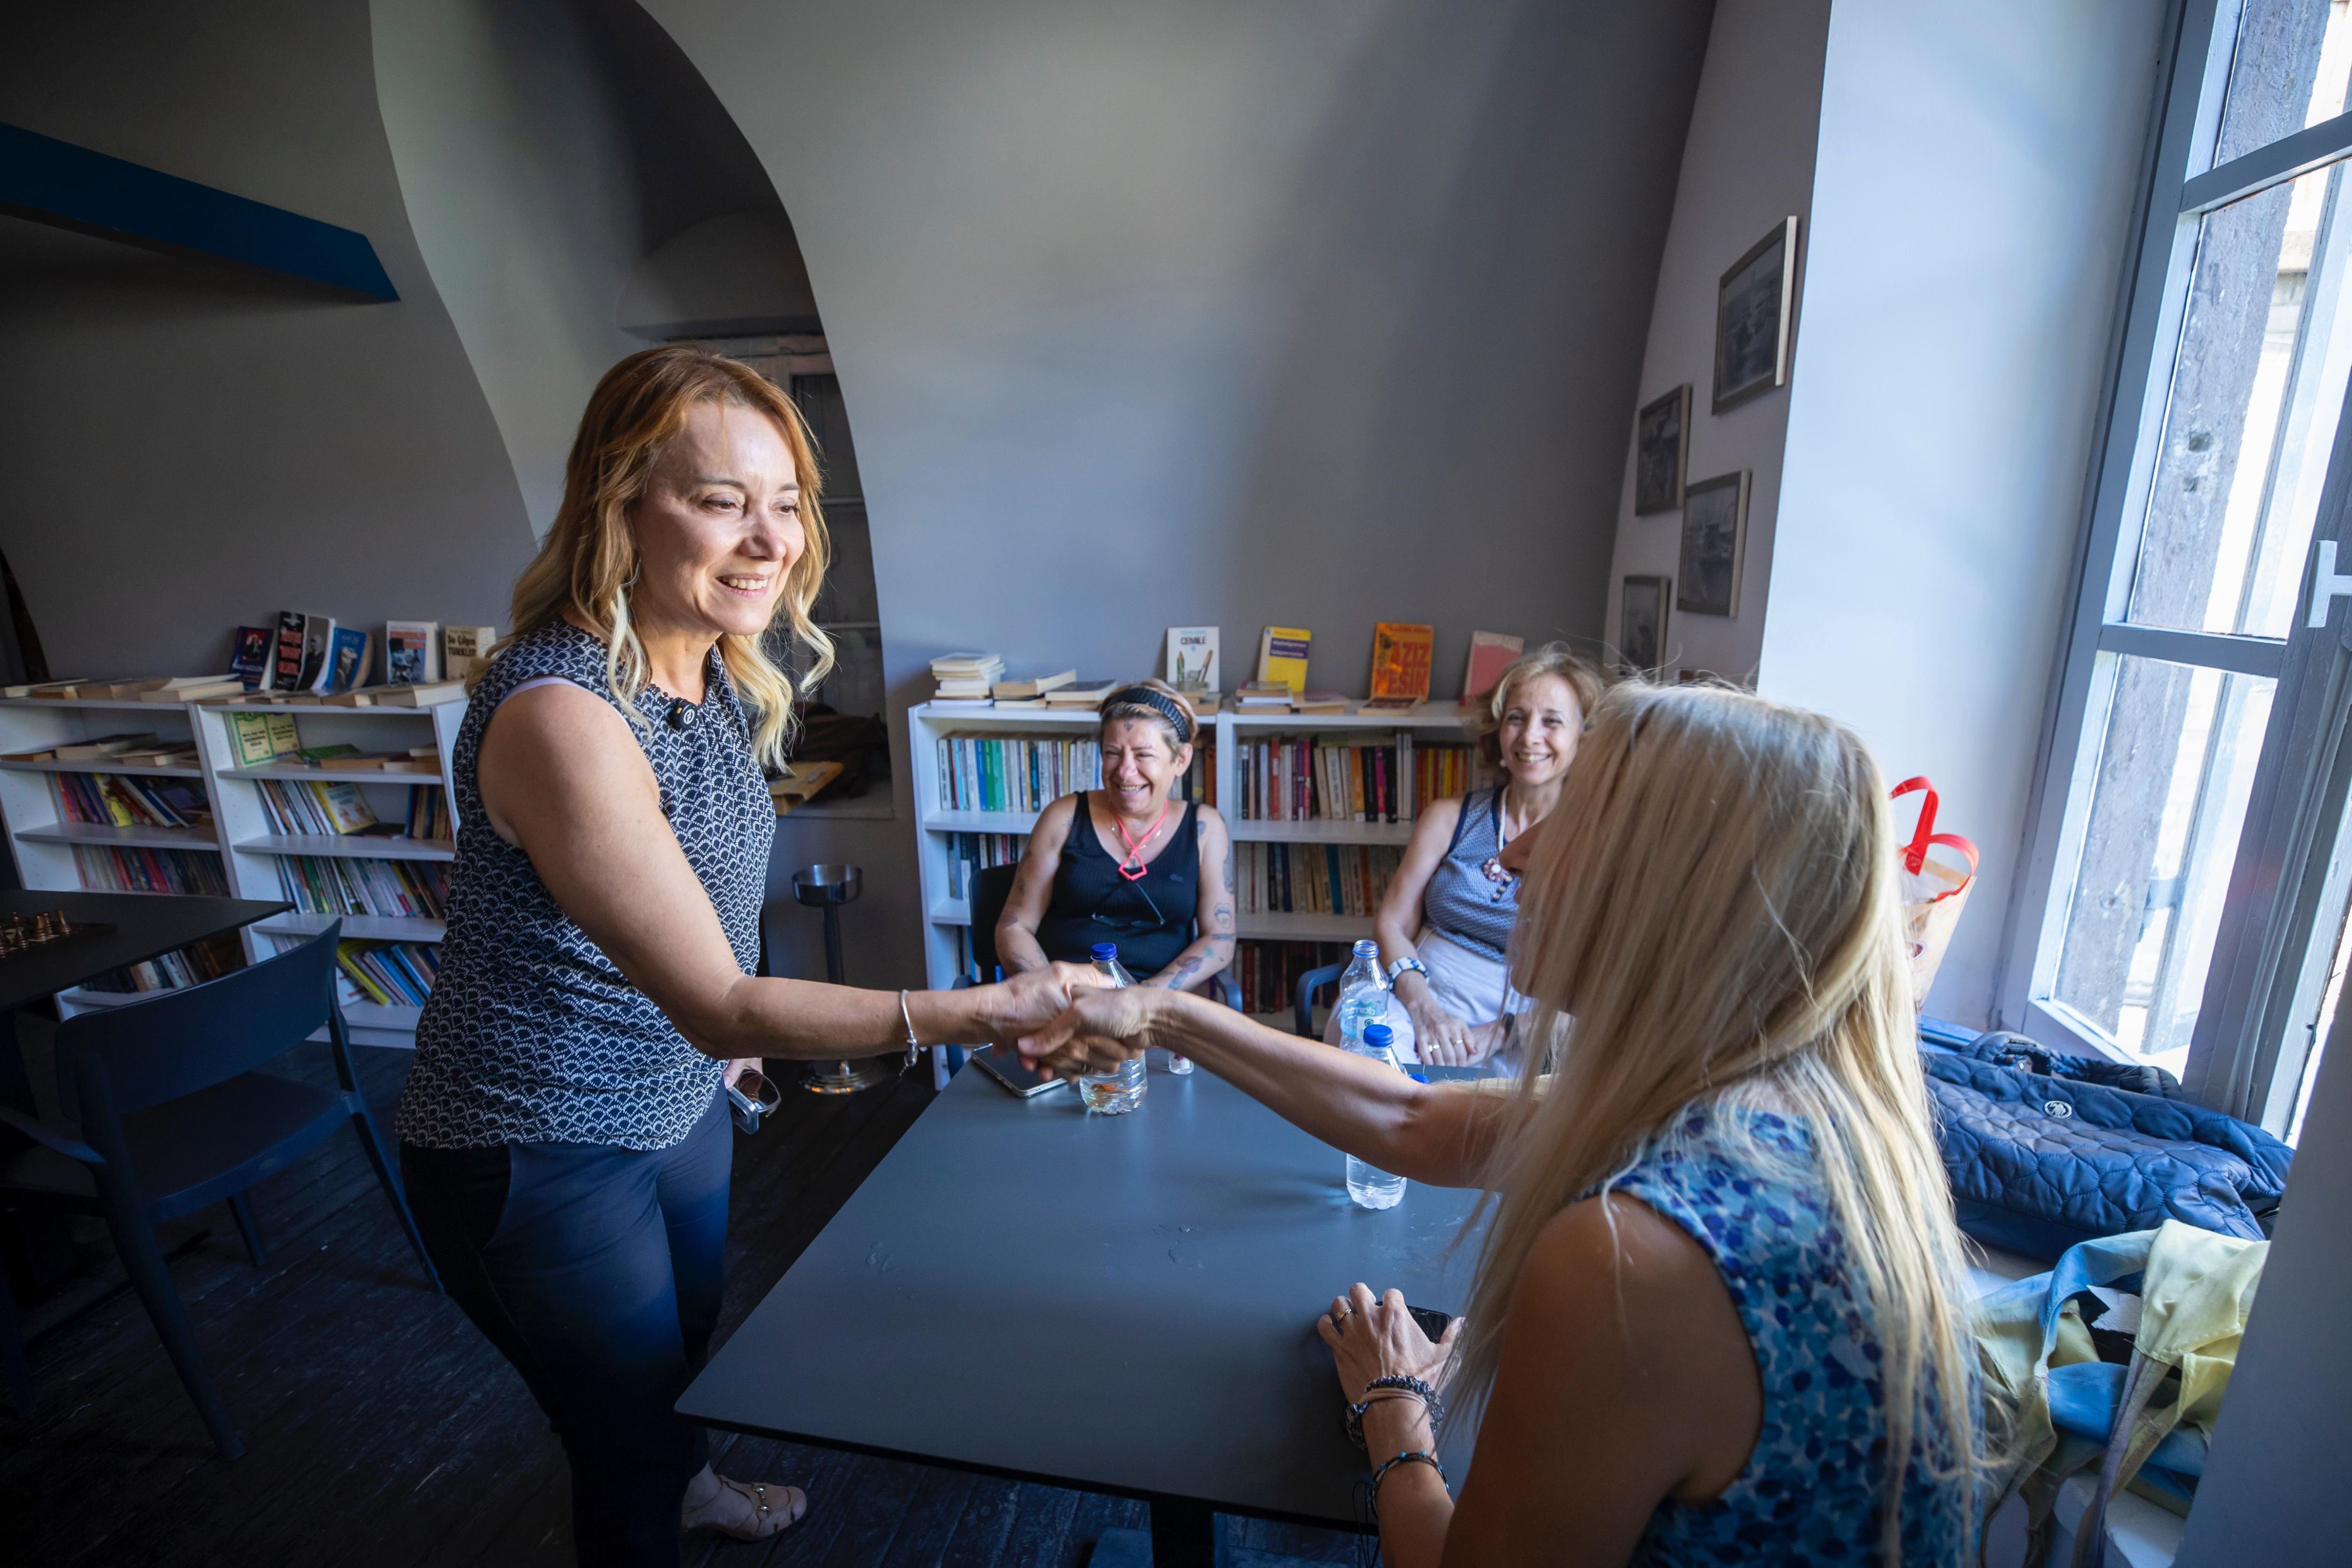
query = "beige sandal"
(681, 1474, 808, 1541)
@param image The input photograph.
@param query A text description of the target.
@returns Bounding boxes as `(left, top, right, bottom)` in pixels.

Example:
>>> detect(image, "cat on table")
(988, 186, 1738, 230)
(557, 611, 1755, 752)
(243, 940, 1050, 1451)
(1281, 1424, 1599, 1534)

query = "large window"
(2014, 0, 2352, 1141)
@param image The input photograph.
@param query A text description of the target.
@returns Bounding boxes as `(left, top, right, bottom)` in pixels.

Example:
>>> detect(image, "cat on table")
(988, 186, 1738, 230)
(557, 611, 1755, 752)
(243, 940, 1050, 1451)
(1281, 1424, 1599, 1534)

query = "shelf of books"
(908, 699, 1480, 1023)
(0, 696, 235, 1015)
(191, 699, 465, 1046)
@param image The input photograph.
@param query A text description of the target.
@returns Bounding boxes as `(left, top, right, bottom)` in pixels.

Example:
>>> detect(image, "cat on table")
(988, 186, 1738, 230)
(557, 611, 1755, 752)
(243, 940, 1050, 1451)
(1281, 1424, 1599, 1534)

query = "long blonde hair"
(1459, 682, 1981, 1560)
(486, 345, 835, 768)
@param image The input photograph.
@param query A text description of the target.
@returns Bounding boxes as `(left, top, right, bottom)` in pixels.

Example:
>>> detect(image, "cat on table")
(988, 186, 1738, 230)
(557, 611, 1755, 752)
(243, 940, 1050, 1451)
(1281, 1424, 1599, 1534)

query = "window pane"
(2125, 162, 2352, 637)
(2051, 657, 2276, 1069)
(2208, 0, 2351, 173)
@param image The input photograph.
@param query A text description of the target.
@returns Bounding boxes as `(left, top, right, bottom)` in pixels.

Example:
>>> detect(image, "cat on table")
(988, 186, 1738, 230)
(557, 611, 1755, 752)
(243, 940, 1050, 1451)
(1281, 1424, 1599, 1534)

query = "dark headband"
(1104, 685, 1195, 744)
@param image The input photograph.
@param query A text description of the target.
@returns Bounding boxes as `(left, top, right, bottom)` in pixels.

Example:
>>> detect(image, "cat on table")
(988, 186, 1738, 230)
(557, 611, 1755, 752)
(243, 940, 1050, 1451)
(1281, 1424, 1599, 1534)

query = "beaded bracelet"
(1345, 1374, 1443, 1451)
(1368, 1449, 1447, 1515)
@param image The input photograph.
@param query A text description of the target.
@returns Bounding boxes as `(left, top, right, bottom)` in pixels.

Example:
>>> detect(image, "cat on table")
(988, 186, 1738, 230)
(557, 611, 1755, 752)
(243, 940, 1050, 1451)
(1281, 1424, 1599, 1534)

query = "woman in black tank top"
(997, 681, 1236, 990)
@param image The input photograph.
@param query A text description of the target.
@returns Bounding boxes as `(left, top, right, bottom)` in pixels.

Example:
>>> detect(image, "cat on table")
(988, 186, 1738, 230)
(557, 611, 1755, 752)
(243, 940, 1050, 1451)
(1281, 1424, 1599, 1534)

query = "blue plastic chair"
(1295, 961, 1345, 1037)
(0, 923, 437, 1458)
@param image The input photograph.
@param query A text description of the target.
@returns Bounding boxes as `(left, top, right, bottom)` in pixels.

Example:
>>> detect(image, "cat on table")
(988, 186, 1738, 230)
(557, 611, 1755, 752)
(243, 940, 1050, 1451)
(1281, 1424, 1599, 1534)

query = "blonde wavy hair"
(483, 346, 834, 768)
(1460, 641, 1606, 766)
(1457, 681, 1983, 1562)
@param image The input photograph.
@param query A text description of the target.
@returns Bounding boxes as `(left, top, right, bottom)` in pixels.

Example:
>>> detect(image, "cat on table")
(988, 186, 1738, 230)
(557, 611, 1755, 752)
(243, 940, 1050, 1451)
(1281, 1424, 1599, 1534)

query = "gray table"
(680, 1061, 1484, 1564)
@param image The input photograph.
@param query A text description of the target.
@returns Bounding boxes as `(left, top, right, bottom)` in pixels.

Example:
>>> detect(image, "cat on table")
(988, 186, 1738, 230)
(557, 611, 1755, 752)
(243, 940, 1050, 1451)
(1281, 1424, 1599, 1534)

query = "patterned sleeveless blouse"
(1420, 787, 1517, 961)
(1612, 1106, 1972, 1566)
(397, 621, 773, 1151)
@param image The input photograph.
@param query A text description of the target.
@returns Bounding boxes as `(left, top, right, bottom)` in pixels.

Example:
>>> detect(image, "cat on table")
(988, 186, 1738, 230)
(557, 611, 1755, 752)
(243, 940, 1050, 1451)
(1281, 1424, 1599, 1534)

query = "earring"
(621, 559, 641, 591)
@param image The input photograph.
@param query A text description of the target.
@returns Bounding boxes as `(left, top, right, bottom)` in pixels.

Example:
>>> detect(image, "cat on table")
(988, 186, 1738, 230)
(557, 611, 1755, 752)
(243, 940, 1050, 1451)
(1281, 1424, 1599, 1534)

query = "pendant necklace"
(1113, 800, 1172, 882)
(1481, 786, 1519, 888)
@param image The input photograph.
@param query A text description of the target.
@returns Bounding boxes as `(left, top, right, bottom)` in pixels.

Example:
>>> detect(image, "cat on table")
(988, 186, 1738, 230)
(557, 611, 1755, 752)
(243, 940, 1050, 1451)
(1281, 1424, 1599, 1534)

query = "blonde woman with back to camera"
(1023, 682, 1986, 1566)
(1359, 644, 1604, 1066)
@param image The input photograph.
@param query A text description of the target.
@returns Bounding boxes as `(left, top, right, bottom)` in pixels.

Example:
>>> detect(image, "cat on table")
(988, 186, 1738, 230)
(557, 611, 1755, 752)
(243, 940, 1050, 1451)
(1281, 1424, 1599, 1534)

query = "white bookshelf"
(0, 696, 227, 1021)
(907, 699, 1480, 993)
(0, 692, 466, 1043)
(191, 699, 465, 1046)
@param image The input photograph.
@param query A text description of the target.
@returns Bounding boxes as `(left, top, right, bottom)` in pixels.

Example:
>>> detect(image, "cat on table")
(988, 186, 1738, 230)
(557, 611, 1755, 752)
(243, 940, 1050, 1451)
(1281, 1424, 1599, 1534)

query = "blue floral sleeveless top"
(1610, 1107, 1972, 1566)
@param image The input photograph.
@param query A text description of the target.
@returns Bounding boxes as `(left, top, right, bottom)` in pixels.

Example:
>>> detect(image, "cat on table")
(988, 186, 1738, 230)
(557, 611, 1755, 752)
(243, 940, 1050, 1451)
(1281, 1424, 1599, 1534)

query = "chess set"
(0, 909, 112, 961)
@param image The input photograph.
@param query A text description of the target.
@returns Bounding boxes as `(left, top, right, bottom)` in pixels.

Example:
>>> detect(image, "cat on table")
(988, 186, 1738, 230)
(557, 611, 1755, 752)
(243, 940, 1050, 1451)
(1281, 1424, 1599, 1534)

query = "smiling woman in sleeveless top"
(1365, 645, 1605, 1066)
(394, 348, 1095, 1568)
(996, 679, 1235, 993)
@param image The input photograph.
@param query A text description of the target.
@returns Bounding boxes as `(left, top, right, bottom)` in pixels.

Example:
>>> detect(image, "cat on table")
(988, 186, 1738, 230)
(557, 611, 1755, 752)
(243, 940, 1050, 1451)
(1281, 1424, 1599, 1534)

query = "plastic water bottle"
(1344, 1022, 1408, 1210)
(1080, 944, 1148, 1114)
(1335, 938, 1389, 1052)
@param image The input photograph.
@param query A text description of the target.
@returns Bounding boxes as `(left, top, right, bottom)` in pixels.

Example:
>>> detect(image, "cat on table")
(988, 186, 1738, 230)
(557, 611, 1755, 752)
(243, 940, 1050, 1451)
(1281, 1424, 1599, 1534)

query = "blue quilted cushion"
(1919, 1037, 2292, 1261)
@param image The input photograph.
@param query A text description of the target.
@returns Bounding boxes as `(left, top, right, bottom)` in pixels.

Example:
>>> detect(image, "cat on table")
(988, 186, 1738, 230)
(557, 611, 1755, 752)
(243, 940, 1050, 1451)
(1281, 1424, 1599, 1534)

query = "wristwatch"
(1386, 956, 1429, 987)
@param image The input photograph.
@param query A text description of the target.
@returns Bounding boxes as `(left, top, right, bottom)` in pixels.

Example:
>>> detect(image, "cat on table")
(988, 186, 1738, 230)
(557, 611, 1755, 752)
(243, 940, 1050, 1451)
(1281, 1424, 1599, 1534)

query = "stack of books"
(1236, 681, 1294, 712)
(1045, 678, 1117, 709)
(990, 669, 1076, 708)
(932, 653, 1006, 704)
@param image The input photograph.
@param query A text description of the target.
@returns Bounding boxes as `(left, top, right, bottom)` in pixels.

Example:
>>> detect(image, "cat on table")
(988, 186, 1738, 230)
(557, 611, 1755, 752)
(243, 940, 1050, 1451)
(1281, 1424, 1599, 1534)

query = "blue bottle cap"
(1091, 943, 1119, 960)
(1364, 1023, 1393, 1047)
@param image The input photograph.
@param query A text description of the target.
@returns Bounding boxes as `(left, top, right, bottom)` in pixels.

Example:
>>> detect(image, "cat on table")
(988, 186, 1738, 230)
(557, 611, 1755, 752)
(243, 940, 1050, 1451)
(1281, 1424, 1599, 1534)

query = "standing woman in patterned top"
(1025, 682, 1986, 1566)
(396, 348, 1095, 1568)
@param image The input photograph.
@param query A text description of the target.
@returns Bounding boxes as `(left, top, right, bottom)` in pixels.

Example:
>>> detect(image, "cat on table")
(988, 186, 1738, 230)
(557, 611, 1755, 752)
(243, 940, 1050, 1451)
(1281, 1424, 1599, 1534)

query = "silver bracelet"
(899, 989, 921, 1066)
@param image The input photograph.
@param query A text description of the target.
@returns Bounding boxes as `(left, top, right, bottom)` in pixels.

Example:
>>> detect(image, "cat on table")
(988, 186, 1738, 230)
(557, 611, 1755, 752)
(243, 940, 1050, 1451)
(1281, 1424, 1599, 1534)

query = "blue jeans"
(401, 1093, 730, 1568)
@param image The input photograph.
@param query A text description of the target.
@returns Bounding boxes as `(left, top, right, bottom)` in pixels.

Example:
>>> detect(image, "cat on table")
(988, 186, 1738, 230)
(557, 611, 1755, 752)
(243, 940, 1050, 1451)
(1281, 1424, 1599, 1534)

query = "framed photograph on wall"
(1619, 576, 1669, 673)
(1633, 385, 1690, 515)
(1714, 217, 1799, 412)
(1677, 470, 1750, 618)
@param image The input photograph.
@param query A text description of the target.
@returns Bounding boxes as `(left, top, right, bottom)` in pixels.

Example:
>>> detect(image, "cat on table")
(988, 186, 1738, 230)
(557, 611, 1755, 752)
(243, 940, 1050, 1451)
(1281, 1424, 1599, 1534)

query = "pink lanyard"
(1113, 801, 1172, 882)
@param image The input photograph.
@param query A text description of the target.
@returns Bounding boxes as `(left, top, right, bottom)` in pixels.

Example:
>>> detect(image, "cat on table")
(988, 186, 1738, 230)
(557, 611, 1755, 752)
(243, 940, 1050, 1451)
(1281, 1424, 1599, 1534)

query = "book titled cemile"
(1256, 626, 1311, 694)
(1462, 631, 1525, 701)
(1164, 626, 1219, 694)
(384, 621, 441, 685)
(1369, 623, 1434, 702)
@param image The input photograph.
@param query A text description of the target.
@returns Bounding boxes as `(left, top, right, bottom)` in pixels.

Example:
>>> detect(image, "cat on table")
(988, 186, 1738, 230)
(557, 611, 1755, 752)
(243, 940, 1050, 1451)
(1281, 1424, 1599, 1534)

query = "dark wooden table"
(0, 890, 290, 1018)
(679, 1061, 1484, 1566)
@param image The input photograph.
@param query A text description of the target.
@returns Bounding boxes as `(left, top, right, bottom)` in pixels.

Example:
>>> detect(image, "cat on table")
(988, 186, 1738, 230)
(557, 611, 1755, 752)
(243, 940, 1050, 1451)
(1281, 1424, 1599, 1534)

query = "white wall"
(1759, 0, 2166, 1024)
(371, 0, 651, 535)
(0, 0, 536, 680)
(646, 0, 1714, 981)
(1605, 0, 1831, 683)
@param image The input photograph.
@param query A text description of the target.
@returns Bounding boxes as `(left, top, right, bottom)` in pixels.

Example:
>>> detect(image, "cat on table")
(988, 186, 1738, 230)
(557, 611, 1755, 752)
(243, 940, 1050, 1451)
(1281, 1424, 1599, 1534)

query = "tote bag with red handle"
(1891, 776, 1978, 1012)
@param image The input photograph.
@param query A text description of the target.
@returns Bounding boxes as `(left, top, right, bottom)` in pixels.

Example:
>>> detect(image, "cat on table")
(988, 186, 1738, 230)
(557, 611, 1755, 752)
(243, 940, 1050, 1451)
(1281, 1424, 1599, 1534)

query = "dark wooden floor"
(0, 1031, 1367, 1568)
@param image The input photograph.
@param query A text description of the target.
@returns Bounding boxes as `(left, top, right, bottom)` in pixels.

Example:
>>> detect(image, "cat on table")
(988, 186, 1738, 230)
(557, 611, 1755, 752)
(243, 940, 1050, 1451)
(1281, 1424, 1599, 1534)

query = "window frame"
(2005, 0, 2352, 1133)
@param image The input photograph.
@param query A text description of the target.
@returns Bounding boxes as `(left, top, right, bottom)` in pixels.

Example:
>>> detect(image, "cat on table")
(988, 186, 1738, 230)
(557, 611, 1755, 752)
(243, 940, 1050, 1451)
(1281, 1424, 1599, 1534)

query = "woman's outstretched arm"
(1018, 987, 1514, 1186)
(481, 683, 1094, 1059)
